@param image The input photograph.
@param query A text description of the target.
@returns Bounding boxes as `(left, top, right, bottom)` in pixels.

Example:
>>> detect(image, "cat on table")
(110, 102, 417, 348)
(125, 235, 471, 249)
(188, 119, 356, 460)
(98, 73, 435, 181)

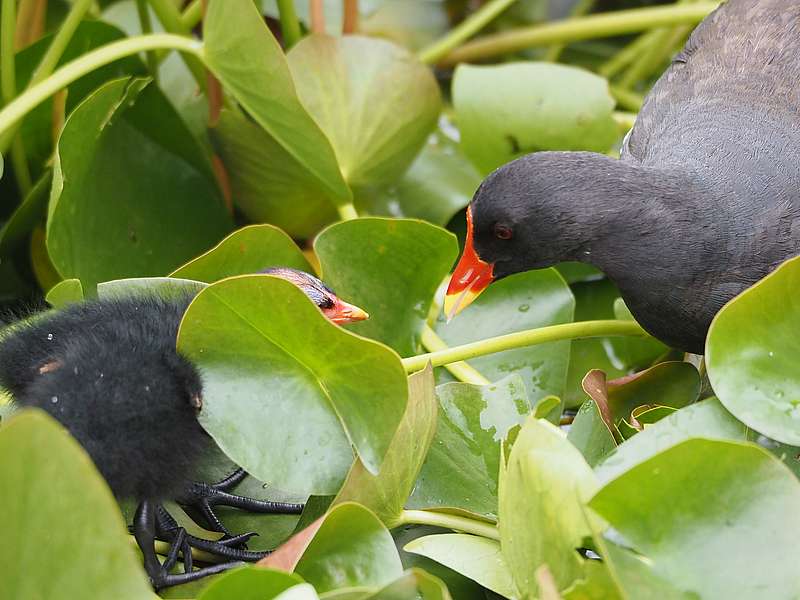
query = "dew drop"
(51, 396, 58, 404)
(47, 333, 54, 341)
(518, 304, 530, 313)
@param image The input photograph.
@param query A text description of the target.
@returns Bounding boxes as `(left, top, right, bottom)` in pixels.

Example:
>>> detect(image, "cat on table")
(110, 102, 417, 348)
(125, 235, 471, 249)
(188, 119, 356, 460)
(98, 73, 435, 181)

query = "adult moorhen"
(445, 0, 800, 354)
(0, 268, 367, 589)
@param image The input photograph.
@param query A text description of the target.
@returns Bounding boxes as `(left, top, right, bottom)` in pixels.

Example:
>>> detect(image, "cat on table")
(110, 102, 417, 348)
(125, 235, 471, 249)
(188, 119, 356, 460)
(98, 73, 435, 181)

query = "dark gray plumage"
(467, 0, 800, 353)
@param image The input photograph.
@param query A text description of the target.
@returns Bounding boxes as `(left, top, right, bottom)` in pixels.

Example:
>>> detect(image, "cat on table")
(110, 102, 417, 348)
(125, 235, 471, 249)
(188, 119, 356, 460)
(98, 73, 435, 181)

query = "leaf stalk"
(398, 509, 500, 541)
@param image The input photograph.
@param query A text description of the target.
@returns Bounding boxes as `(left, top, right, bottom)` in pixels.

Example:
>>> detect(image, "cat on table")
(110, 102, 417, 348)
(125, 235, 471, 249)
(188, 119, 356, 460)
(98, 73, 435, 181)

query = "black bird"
(445, 0, 800, 354)
(0, 268, 367, 589)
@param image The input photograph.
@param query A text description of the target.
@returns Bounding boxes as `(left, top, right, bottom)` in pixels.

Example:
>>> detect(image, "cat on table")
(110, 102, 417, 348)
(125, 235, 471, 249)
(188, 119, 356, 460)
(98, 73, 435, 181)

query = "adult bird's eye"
(494, 223, 513, 240)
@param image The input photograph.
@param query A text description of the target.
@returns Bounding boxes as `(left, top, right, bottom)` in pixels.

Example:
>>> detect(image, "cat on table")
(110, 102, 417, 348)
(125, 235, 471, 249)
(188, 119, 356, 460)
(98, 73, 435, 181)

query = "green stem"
(403, 320, 648, 373)
(1, 0, 18, 104)
(30, 0, 93, 86)
(180, 0, 204, 31)
(610, 85, 643, 112)
(336, 202, 359, 221)
(146, 0, 206, 91)
(612, 110, 637, 132)
(544, 0, 595, 63)
(421, 325, 490, 385)
(0, 34, 202, 138)
(439, 2, 719, 65)
(398, 509, 500, 541)
(276, 0, 303, 48)
(598, 28, 660, 79)
(418, 0, 519, 65)
(135, 0, 159, 84)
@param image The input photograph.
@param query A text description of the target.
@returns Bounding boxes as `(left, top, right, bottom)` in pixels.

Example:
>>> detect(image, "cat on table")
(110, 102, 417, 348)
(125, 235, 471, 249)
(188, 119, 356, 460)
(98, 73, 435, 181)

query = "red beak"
(444, 206, 495, 319)
(323, 298, 369, 325)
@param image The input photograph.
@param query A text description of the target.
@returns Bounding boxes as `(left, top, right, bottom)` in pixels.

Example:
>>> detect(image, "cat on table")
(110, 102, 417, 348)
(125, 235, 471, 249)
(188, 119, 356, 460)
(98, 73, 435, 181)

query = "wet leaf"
(333, 366, 437, 527)
(46, 78, 231, 290)
(590, 439, 800, 598)
(453, 63, 618, 174)
(408, 375, 530, 518)
(197, 566, 303, 600)
(315, 218, 457, 356)
(707, 255, 800, 445)
(177, 275, 407, 494)
(0, 411, 152, 599)
(45, 278, 84, 308)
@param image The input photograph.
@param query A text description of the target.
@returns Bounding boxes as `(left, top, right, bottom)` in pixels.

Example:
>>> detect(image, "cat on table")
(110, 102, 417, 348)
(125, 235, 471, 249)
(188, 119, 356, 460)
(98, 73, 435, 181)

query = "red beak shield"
(444, 206, 495, 319)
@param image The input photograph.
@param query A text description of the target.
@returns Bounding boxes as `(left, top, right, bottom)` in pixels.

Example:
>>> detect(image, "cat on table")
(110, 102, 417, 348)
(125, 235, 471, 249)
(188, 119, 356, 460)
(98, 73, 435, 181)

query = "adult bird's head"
(261, 267, 369, 325)
(445, 152, 620, 318)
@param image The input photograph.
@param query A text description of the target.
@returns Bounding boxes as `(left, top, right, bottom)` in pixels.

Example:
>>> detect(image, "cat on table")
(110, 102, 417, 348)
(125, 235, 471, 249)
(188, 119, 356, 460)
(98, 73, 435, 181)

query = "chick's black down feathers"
(0, 296, 212, 500)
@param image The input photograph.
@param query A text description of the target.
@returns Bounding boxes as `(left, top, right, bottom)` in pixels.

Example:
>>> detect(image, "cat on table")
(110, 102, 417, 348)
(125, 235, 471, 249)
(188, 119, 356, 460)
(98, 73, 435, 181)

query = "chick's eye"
(493, 223, 513, 240)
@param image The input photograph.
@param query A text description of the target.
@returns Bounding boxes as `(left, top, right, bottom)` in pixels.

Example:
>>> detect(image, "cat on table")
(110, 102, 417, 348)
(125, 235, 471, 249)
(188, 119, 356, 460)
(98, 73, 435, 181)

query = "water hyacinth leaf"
(356, 130, 481, 226)
(288, 35, 441, 191)
(177, 275, 407, 494)
(315, 218, 457, 356)
(45, 278, 84, 308)
(210, 109, 338, 239)
(294, 503, 404, 593)
(10, 20, 145, 177)
(197, 566, 303, 600)
(453, 63, 618, 174)
(333, 366, 437, 527)
(0, 411, 152, 599)
(404, 534, 517, 598)
(408, 375, 530, 518)
(567, 400, 616, 467)
(96, 277, 207, 300)
(589, 439, 800, 597)
(171, 224, 312, 282)
(203, 0, 350, 205)
(706, 255, 800, 445)
(500, 417, 599, 597)
(562, 560, 622, 600)
(434, 269, 574, 408)
(47, 78, 231, 291)
(597, 541, 687, 600)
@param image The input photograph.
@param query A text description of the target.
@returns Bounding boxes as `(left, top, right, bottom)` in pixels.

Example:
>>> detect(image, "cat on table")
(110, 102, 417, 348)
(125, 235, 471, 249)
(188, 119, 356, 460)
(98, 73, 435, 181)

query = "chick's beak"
(324, 299, 369, 324)
(444, 206, 495, 320)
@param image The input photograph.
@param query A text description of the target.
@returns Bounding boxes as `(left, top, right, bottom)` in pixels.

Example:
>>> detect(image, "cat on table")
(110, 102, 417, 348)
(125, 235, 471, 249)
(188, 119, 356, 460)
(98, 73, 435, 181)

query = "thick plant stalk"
(418, 0, 519, 65)
(421, 325, 490, 386)
(310, 0, 325, 34)
(181, 0, 204, 31)
(14, 0, 47, 49)
(136, 0, 160, 84)
(544, 0, 595, 63)
(1, 0, 31, 195)
(398, 510, 500, 541)
(403, 320, 649, 374)
(342, 0, 358, 34)
(438, 2, 719, 66)
(277, 0, 303, 47)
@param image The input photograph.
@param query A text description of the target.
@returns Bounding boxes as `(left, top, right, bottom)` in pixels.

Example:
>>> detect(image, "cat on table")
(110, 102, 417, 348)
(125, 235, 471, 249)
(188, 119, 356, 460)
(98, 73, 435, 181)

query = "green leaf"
(364, 569, 453, 600)
(434, 269, 574, 409)
(177, 275, 407, 494)
(0, 410, 152, 599)
(210, 109, 338, 239)
(203, 0, 350, 205)
(171, 224, 312, 282)
(356, 129, 481, 227)
(562, 560, 622, 600)
(0, 171, 51, 258)
(453, 62, 618, 174)
(707, 255, 800, 445)
(404, 534, 517, 598)
(315, 218, 457, 356)
(46, 78, 232, 290)
(45, 278, 84, 308)
(295, 503, 404, 593)
(589, 439, 800, 597)
(333, 366, 437, 527)
(96, 277, 206, 300)
(408, 375, 530, 518)
(275, 584, 322, 600)
(567, 400, 617, 467)
(500, 417, 598, 597)
(287, 34, 441, 191)
(597, 541, 687, 600)
(198, 566, 303, 600)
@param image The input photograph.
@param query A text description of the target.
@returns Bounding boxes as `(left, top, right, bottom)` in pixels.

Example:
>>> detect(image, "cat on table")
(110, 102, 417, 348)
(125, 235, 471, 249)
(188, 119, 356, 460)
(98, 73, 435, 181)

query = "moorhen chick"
(445, 0, 800, 354)
(0, 268, 367, 589)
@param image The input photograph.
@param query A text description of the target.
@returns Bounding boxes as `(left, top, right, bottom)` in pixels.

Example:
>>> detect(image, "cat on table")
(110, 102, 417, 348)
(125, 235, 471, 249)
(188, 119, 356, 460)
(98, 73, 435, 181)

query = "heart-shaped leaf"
(294, 503, 404, 593)
(203, 0, 350, 205)
(434, 269, 574, 409)
(333, 366, 437, 527)
(177, 275, 407, 494)
(287, 34, 441, 191)
(590, 439, 800, 597)
(46, 77, 231, 290)
(567, 400, 617, 467)
(500, 417, 599, 597)
(45, 278, 84, 308)
(171, 224, 312, 281)
(0, 410, 152, 599)
(407, 375, 530, 518)
(707, 255, 800, 445)
(315, 218, 457, 356)
(197, 567, 303, 600)
(404, 534, 517, 598)
(453, 63, 618, 174)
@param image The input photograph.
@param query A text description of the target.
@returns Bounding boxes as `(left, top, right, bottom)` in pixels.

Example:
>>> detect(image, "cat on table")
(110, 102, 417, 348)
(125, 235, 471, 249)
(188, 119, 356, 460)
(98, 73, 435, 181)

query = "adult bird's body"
(0, 268, 368, 589)
(446, 0, 800, 354)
